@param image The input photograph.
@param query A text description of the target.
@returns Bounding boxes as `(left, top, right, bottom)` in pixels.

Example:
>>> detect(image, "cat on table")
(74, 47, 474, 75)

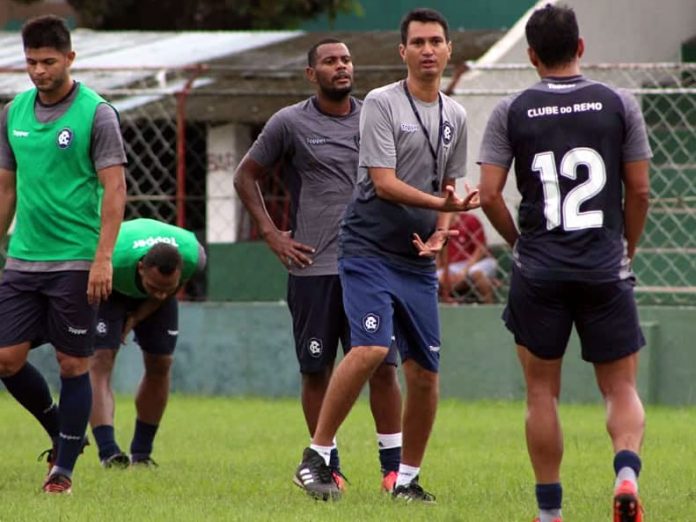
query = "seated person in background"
(437, 212, 497, 304)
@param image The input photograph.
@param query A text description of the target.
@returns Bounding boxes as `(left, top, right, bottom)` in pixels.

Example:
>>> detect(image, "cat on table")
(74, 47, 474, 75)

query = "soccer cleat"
(42, 473, 72, 494)
(130, 455, 159, 468)
(293, 447, 342, 501)
(101, 452, 130, 469)
(533, 518, 562, 522)
(381, 470, 398, 493)
(331, 468, 348, 492)
(391, 476, 436, 504)
(614, 480, 643, 522)
(38, 436, 90, 473)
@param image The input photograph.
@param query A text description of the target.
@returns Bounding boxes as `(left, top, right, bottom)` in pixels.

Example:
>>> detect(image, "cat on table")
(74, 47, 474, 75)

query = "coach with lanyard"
(293, 8, 479, 502)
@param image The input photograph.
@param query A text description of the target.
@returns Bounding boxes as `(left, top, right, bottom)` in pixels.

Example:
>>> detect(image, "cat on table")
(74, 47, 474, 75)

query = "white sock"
(309, 443, 333, 466)
(377, 432, 402, 449)
(395, 463, 420, 488)
(615, 466, 638, 490)
(539, 510, 562, 522)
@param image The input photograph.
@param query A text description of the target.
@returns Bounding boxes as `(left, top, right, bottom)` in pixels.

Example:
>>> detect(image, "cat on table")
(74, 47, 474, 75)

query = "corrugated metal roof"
(0, 29, 302, 95)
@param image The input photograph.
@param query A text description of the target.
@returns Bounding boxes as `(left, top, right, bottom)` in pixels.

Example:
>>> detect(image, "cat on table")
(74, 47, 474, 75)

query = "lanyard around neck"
(402, 80, 444, 192)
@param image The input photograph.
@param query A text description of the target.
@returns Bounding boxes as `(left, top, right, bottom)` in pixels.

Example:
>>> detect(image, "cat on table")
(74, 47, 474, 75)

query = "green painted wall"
(303, 0, 536, 31)
(17, 304, 696, 405)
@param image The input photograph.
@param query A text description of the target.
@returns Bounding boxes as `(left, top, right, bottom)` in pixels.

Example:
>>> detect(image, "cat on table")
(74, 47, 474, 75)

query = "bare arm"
(121, 296, 165, 343)
(88, 165, 126, 304)
(370, 168, 479, 212)
(479, 163, 519, 248)
(622, 159, 650, 260)
(0, 168, 16, 241)
(233, 154, 314, 268)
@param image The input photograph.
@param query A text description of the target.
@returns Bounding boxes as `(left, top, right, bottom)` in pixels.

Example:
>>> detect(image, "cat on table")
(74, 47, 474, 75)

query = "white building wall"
(206, 124, 251, 243)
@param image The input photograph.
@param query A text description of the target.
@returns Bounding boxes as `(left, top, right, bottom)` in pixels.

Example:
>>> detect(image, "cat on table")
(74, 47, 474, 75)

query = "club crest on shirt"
(307, 337, 323, 358)
(362, 313, 380, 333)
(442, 121, 454, 146)
(56, 128, 74, 149)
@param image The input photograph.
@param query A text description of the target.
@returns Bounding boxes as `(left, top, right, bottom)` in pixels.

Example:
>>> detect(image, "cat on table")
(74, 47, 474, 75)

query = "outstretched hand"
(441, 184, 480, 212)
(266, 229, 315, 269)
(412, 228, 460, 258)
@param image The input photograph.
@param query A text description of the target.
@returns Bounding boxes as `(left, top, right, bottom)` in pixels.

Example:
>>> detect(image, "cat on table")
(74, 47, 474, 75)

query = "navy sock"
(536, 482, 563, 510)
(55, 373, 92, 473)
(329, 447, 340, 471)
(379, 446, 400, 474)
(614, 449, 642, 477)
(92, 424, 122, 461)
(130, 419, 159, 458)
(1, 363, 59, 440)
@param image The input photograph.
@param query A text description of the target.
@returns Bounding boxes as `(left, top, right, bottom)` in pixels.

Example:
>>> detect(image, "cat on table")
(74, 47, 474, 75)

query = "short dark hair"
(307, 38, 345, 67)
(22, 15, 72, 53)
(525, 3, 579, 68)
(141, 243, 183, 276)
(400, 8, 449, 45)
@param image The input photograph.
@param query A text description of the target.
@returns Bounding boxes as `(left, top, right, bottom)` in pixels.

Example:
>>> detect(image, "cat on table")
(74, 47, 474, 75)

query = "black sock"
(130, 419, 158, 459)
(55, 373, 92, 473)
(329, 447, 340, 471)
(1, 363, 59, 440)
(92, 424, 122, 461)
(536, 482, 563, 511)
(379, 446, 400, 474)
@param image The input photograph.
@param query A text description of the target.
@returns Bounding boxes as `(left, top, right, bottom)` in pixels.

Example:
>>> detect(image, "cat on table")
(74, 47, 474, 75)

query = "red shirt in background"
(447, 213, 486, 263)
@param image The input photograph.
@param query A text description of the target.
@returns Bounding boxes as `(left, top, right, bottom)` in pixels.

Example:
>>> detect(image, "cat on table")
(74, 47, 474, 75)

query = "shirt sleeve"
(246, 109, 291, 169)
(359, 93, 397, 169)
(619, 89, 653, 162)
(444, 103, 468, 179)
(91, 103, 127, 171)
(477, 96, 515, 168)
(0, 104, 16, 172)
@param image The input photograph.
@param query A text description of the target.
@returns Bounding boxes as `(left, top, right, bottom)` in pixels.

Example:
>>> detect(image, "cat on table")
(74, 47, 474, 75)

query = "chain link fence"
(452, 63, 696, 306)
(0, 63, 693, 305)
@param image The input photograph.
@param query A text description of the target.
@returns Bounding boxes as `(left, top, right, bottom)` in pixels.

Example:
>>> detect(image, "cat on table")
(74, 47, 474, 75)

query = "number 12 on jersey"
(531, 147, 607, 231)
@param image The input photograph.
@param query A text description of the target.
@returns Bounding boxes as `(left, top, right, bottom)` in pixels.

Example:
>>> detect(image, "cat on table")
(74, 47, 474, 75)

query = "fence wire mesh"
(0, 63, 693, 305)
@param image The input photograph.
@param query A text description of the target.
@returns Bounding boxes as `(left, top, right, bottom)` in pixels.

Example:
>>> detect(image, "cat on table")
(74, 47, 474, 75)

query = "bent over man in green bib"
(88, 218, 206, 468)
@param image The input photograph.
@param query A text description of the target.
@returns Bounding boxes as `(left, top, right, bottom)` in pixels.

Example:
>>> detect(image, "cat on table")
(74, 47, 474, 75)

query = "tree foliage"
(14, 0, 362, 30)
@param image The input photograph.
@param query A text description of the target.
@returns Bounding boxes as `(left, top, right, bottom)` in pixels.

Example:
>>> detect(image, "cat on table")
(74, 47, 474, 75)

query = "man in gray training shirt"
(293, 9, 479, 503)
(234, 39, 403, 493)
(478, 4, 650, 522)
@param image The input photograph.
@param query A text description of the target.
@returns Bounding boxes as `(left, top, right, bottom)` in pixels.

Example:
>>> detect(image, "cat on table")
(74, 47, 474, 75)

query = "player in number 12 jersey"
(478, 4, 650, 522)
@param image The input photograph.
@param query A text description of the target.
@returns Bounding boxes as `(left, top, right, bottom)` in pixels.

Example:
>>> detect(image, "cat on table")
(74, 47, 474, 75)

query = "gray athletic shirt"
(247, 97, 361, 277)
(0, 82, 127, 271)
(340, 81, 468, 269)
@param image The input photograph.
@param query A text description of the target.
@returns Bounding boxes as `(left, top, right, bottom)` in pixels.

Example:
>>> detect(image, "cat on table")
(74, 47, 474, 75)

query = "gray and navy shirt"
(478, 75, 652, 282)
(247, 96, 361, 276)
(340, 80, 468, 269)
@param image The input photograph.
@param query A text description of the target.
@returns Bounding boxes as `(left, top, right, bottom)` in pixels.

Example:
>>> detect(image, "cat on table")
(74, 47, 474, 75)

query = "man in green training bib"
(88, 218, 206, 468)
(0, 15, 126, 494)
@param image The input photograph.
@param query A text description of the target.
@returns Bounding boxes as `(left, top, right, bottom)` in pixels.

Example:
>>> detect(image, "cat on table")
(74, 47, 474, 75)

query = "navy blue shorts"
(0, 270, 97, 357)
(288, 274, 398, 374)
(503, 267, 645, 363)
(94, 292, 178, 355)
(339, 257, 441, 373)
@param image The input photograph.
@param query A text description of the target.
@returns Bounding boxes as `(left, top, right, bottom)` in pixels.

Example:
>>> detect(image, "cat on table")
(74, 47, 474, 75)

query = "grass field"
(0, 394, 695, 521)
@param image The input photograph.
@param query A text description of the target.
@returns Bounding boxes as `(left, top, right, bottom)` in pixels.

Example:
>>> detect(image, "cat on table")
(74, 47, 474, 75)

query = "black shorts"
(503, 267, 645, 363)
(94, 292, 178, 355)
(0, 270, 97, 357)
(287, 274, 398, 374)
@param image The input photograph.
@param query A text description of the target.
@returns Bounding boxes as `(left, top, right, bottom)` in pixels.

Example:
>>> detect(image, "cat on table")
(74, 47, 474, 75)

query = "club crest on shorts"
(56, 128, 74, 149)
(307, 337, 323, 358)
(442, 121, 454, 146)
(362, 313, 380, 333)
(96, 320, 108, 336)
